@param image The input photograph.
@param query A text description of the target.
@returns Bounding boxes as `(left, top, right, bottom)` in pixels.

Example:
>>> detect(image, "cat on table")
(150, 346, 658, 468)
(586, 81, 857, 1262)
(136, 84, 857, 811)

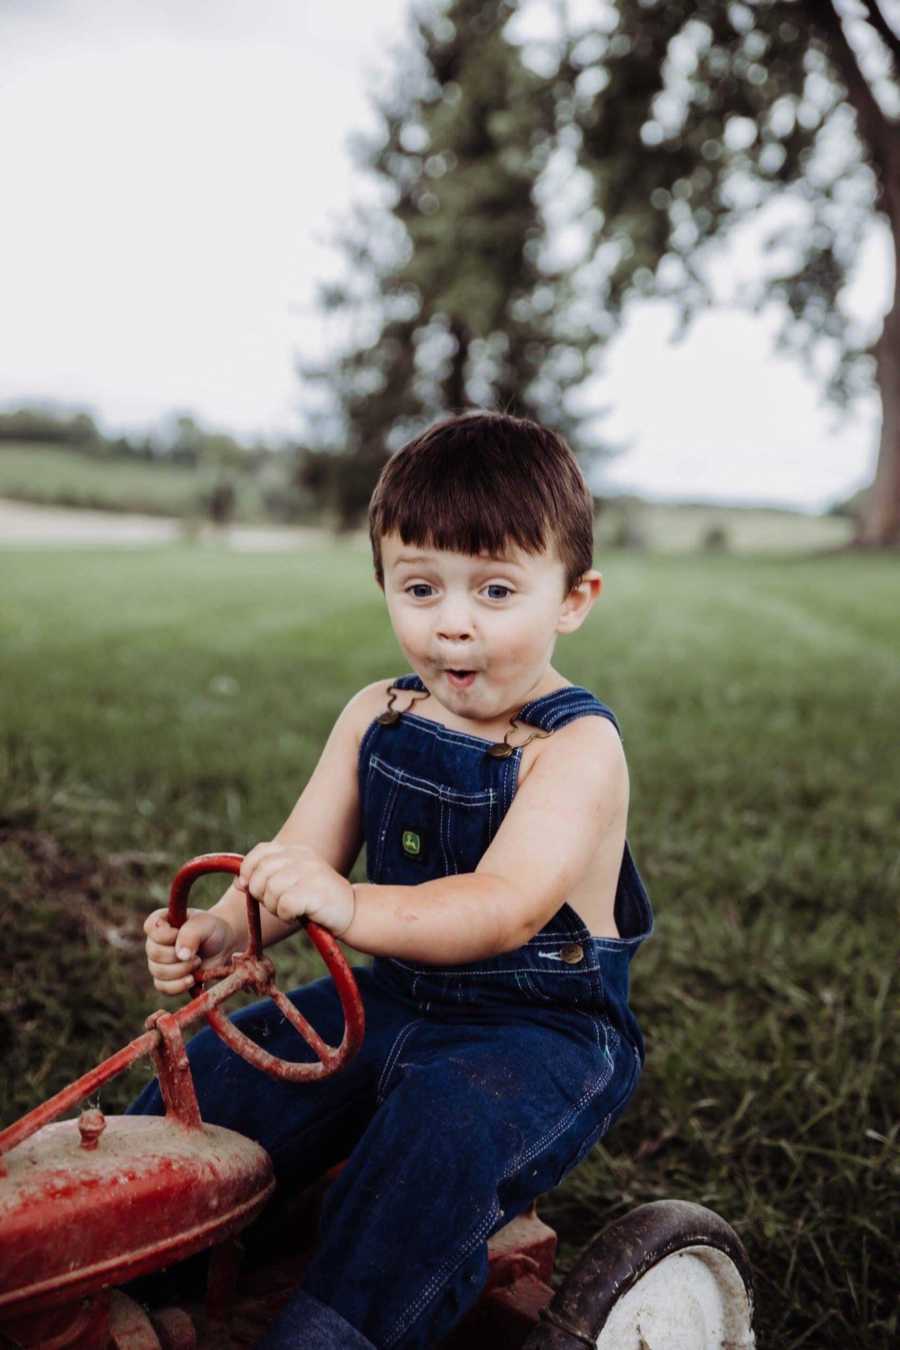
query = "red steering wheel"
(167, 853, 365, 1083)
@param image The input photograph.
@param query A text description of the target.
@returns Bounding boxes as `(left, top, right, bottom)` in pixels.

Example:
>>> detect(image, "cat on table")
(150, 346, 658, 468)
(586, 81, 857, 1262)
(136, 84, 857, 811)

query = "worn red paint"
(167, 853, 366, 1082)
(0, 855, 560, 1348)
(0, 855, 366, 1347)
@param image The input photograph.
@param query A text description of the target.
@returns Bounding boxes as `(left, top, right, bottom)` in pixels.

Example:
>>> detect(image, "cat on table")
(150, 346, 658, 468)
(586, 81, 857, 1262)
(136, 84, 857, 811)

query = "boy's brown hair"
(368, 410, 594, 592)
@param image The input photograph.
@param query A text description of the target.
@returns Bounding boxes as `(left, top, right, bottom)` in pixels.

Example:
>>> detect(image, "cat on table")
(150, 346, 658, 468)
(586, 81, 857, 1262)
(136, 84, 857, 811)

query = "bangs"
(369, 411, 594, 588)
(378, 450, 552, 562)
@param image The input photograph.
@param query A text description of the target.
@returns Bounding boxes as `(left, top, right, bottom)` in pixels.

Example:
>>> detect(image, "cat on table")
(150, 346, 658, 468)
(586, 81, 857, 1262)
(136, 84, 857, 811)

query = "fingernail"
(176, 947, 191, 960)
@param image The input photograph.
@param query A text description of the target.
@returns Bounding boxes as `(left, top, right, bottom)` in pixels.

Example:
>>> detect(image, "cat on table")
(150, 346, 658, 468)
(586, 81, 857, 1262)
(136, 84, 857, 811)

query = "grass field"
(1, 544, 896, 1347)
(0, 441, 265, 519)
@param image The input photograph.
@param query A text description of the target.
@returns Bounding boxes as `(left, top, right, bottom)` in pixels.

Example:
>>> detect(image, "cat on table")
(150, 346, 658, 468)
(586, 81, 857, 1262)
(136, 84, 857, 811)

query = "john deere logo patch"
(401, 828, 422, 857)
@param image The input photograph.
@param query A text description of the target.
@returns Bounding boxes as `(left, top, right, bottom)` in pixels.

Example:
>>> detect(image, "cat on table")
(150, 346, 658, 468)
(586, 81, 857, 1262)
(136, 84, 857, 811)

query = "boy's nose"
(436, 601, 474, 643)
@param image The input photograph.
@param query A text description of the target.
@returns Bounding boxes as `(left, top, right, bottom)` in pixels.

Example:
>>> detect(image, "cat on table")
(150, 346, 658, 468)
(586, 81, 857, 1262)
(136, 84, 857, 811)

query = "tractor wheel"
(523, 1200, 755, 1349)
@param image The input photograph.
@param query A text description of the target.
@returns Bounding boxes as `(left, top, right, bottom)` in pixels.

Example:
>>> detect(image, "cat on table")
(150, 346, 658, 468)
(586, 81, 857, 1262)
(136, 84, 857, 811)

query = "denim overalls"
(129, 677, 653, 1350)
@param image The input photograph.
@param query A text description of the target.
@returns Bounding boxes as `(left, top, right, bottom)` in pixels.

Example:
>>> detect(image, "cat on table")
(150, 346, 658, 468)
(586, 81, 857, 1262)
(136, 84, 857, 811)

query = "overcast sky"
(0, 0, 892, 510)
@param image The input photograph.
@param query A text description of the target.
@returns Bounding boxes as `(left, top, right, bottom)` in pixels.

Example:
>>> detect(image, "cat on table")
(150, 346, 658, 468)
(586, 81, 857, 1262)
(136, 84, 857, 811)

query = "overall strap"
(390, 674, 427, 693)
(517, 685, 622, 737)
(385, 674, 620, 736)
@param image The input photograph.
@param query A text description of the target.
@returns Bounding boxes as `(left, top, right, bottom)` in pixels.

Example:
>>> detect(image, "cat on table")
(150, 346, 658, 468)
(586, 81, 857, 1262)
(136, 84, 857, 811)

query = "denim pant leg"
(263, 1007, 641, 1350)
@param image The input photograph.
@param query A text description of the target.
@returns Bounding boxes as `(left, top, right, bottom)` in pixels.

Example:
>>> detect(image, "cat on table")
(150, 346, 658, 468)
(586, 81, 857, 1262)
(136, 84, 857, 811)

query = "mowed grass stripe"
(1, 544, 896, 1348)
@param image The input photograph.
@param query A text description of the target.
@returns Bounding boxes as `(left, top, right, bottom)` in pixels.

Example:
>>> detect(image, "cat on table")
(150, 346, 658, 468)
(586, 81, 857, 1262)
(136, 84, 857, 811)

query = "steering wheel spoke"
(167, 853, 365, 1083)
(268, 985, 339, 1068)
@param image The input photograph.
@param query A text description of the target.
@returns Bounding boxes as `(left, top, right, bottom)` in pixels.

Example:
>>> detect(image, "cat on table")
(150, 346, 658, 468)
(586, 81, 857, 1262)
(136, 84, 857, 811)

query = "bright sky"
(0, 0, 892, 510)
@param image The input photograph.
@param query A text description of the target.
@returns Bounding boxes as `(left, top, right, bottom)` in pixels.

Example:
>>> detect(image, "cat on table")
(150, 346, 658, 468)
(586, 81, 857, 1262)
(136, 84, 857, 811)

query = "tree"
(550, 0, 899, 544)
(0, 405, 101, 448)
(299, 0, 608, 526)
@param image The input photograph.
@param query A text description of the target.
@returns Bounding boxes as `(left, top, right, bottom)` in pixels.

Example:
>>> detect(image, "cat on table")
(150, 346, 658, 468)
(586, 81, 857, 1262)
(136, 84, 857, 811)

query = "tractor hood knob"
(78, 1109, 106, 1150)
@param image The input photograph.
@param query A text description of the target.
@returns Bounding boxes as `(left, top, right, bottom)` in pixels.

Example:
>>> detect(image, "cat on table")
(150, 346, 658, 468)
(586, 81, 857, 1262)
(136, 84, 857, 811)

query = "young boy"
(134, 410, 653, 1350)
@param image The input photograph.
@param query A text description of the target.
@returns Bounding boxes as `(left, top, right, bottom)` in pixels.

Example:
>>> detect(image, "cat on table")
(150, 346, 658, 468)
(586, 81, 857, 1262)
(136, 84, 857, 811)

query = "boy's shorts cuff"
(252, 1288, 377, 1350)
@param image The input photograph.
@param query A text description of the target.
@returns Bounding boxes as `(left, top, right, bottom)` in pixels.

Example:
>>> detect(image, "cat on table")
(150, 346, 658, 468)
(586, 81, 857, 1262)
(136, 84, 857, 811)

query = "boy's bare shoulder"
(523, 710, 628, 801)
(340, 679, 395, 744)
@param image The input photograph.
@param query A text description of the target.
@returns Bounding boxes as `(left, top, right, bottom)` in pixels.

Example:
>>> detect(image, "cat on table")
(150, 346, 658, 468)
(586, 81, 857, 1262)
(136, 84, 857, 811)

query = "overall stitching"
(376, 1020, 425, 1104)
(383, 1024, 621, 1346)
(129, 678, 651, 1350)
(439, 794, 450, 875)
(357, 717, 380, 781)
(372, 763, 402, 879)
(369, 754, 495, 804)
(544, 702, 614, 731)
(384, 959, 603, 979)
(376, 712, 505, 754)
(352, 677, 652, 1347)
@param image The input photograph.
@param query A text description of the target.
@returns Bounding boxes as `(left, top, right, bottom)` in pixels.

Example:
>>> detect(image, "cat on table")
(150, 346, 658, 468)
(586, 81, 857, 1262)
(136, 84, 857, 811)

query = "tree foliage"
(302, 0, 900, 540)
(557, 0, 900, 543)
(298, 0, 609, 526)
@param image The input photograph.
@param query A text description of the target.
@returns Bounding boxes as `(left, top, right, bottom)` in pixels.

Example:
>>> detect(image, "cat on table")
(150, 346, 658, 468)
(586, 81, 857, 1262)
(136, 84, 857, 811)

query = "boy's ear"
(556, 569, 602, 634)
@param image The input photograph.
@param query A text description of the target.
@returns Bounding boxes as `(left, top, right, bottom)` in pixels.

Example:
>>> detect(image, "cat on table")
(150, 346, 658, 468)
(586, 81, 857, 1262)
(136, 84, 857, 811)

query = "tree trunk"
(858, 254, 900, 545)
(805, 0, 900, 546)
(858, 175, 900, 547)
(446, 317, 470, 412)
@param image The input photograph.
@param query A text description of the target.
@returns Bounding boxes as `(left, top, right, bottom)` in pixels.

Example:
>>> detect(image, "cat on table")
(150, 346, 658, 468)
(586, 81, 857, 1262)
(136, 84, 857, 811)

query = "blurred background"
(1, 4, 897, 1348)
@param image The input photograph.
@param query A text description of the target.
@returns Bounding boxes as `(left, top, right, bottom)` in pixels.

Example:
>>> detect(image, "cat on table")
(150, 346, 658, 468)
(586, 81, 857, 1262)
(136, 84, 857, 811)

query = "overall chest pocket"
(365, 754, 497, 884)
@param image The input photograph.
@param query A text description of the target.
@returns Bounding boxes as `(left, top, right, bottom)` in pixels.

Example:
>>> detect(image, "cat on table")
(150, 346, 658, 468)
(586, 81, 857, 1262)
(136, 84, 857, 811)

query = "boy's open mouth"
(445, 669, 477, 687)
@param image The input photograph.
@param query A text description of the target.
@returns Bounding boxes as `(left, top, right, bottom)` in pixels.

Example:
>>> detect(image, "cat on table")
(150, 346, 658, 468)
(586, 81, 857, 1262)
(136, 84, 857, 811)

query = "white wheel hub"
(595, 1245, 755, 1349)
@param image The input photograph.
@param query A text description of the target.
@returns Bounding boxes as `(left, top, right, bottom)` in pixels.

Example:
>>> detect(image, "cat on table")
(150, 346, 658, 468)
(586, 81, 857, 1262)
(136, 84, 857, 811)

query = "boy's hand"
(235, 842, 356, 937)
(144, 907, 237, 996)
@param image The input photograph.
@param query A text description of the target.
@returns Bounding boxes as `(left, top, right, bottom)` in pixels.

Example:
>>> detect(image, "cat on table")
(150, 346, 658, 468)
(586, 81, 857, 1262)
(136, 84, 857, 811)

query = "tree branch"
(861, 0, 900, 69)
(802, 0, 891, 182)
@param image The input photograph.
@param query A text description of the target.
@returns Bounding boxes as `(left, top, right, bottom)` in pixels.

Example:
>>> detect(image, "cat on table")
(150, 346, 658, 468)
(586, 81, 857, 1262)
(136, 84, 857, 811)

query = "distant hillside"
(0, 441, 266, 521)
(594, 495, 853, 554)
(0, 441, 855, 553)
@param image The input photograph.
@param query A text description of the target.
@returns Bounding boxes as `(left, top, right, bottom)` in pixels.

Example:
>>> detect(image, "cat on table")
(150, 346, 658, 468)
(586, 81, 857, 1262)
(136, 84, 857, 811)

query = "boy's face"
(378, 531, 601, 724)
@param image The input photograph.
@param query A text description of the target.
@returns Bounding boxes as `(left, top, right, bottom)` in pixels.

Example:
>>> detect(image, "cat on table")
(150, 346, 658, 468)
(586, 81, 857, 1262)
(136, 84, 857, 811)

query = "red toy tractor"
(0, 856, 756, 1349)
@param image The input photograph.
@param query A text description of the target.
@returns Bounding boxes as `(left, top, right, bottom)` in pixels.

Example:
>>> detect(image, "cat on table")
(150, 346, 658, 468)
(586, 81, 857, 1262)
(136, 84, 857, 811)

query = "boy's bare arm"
(208, 682, 387, 948)
(206, 696, 369, 939)
(144, 681, 388, 994)
(343, 716, 627, 961)
(237, 715, 627, 965)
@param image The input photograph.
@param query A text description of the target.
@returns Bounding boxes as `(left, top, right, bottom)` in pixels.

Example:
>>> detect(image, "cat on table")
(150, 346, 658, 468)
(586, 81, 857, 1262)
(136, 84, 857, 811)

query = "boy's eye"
(406, 584, 434, 599)
(484, 584, 512, 600)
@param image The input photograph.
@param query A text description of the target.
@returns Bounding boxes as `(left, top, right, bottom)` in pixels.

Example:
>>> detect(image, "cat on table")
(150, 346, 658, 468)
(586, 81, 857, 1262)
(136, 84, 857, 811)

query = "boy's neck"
(405, 666, 573, 739)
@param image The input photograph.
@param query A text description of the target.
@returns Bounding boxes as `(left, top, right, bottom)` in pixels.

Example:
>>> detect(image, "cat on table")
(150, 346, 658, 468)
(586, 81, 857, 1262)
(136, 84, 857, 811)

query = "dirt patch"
(0, 828, 159, 1125)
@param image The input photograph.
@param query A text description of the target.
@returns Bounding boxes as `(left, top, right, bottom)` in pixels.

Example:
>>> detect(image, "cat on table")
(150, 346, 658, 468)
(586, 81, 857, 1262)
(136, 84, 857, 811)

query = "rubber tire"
(522, 1199, 755, 1348)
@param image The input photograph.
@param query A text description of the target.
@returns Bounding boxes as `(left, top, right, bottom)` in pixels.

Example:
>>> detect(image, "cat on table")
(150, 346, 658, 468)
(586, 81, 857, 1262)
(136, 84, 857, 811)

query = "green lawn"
(0, 441, 265, 518)
(1, 545, 896, 1347)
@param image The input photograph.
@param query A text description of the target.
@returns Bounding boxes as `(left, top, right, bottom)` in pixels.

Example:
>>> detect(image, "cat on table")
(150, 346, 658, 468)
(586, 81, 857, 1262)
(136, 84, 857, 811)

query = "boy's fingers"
(144, 910, 174, 938)
(149, 952, 199, 976)
(244, 853, 293, 903)
(237, 841, 279, 891)
(154, 973, 197, 995)
(146, 937, 181, 962)
(175, 913, 230, 962)
(171, 918, 205, 960)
